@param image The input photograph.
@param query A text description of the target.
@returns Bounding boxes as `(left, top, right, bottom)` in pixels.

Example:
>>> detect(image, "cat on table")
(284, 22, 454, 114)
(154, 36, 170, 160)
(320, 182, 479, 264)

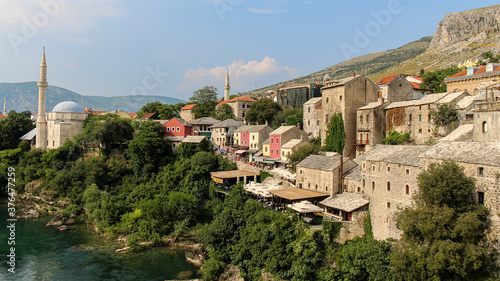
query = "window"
(299, 183, 303, 188)
(409, 114, 412, 122)
(360, 115, 363, 123)
(419, 115, 422, 121)
(362, 179, 365, 187)
(277, 137, 280, 143)
(326, 97, 329, 103)
(315, 185, 318, 190)
(478, 167, 484, 176)
(242, 112, 245, 118)
(405, 185, 410, 195)
(299, 169, 302, 174)
(419, 129, 422, 133)
(406, 169, 410, 175)
(357, 186, 360, 192)
(339, 95, 342, 101)
(372, 182, 375, 191)
(482, 121, 487, 133)
(326, 186, 328, 192)
(317, 120, 320, 126)
(478, 192, 485, 204)
(282, 151, 284, 156)
(419, 105, 422, 110)
(166, 127, 170, 132)
(372, 165, 375, 171)
(271, 138, 273, 143)
(308, 183, 311, 188)
(387, 182, 391, 191)
(176, 127, 180, 132)
(363, 163, 365, 169)
(308, 120, 310, 125)
(387, 202, 391, 208)
(252, 135, 255, 140)
(308, 107, 311, 113)
(265, 147, 268, 152)
(271, 149, 273, 154)
(171, 127, 175, 131)
(387, 166, 390, 172)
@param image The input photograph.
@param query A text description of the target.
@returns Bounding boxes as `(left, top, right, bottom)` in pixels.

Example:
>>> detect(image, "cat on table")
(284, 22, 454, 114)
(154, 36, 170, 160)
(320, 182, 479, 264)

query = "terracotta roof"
(0, 114, 6, 118)
(408, 75, 423, 82)
(316, 104, 322, 109)
(269, 187, 328, 201)
(128, 112, 138, 117)
(165, 117, 192, 127)
(376, 74, 399, 85)
(181, 104, 196, 110)
(495, 65, 500, 72)
(447, 69, 468, 79)
(410, 82, 421, 89)
(216, 100, 230, 107)
(142, 113, 155, 118)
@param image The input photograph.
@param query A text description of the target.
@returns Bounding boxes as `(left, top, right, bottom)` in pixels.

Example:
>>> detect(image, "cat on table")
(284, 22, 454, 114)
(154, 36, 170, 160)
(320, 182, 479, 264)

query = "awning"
(253, 156, 265, 162)
(263, 160, 275, 164)
(287, 200, 324, 213)
(247, 149, 258, 153)
(235, 150, 247, 154)
(218, 149, 227, 153)
(269, 187, 329, 202)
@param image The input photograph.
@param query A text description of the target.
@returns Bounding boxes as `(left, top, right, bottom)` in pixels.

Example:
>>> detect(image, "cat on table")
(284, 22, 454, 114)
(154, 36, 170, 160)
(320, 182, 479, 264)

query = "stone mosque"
(35, 48, 88, 150)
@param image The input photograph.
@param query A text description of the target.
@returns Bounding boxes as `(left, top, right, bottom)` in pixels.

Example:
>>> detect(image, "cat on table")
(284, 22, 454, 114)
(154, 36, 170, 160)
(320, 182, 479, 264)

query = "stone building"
(280, 138, 308, 161)
(359, 145, 432, 240)
(445, 63, 500, 94)
(473, 101, 500, 142)
(296, 155, 357, 196)
(190, 117, 218, 138)
(303, 97, 322, 138)
(375, 74, 425, 102)
(234, 124, 274, 150)
(385, 91, 469, 144)
(210, 119, 244, 148)
(320, 75, 380, 159)
(277, 83, 322, 109)
(180, 104, 196, 123)
(216, 96, 255, 120)
(47, 101, 88, 149)
(355, 100, 387, 156)
(268, 126, 309, 160)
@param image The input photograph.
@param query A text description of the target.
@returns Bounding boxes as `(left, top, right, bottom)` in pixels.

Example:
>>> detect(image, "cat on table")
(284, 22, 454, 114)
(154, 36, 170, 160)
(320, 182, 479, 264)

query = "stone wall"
(473, 101, 500, 141)
(335, 205, 368, 244)
(303, 99, 322, 138)
(446, 73, 500, 93)
(297, 167, 338, 195)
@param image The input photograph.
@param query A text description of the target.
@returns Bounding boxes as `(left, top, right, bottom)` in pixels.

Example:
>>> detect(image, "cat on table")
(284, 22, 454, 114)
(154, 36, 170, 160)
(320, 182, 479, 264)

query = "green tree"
(244, 98, 282, 125)
(177, 138, 214, 159)
(392, 161, 495, 281)
(382, 131, 411, 145)
(324, 113, 345, 154)
(128, 121, 172, 176)
(287, 143, 320, 173)
(136, 101, 185, 120)
(212, 103, 235, 120)
(189, 86, 219, 118)
(0, 110, 35, 150)
(430, 102, 459, 129)
(420, 66, 461, 93)
(83, 114, 134, 155)
(272, 108, 303, 128)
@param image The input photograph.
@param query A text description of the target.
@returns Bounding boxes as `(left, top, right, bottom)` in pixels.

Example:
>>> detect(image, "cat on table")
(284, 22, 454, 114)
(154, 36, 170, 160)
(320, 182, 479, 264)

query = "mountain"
(0, 82, 185, 113)
(244, 4, 500, 97)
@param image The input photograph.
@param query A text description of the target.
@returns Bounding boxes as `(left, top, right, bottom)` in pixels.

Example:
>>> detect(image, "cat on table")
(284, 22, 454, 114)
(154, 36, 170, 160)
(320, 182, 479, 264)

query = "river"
(0, 206, 201, 281)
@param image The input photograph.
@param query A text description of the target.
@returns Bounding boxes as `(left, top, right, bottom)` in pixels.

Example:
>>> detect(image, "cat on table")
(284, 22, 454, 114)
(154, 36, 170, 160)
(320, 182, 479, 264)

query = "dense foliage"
(392, 161, 496, 280)
(324, 113, 345, 154)
(211, 103, 235, 121)
(420, 66, 462, 93)
(272, 108, 303, 129)
(430, 102, 459, 128)
(244, 98, 282, 125)
(0, 110, 34, 150)
(287, 142, 321, 173)
(83, 114, 134, 155)
(189, 86, 219, 118)
(136, 101, 185, 120)
(382, 131, 411, 145)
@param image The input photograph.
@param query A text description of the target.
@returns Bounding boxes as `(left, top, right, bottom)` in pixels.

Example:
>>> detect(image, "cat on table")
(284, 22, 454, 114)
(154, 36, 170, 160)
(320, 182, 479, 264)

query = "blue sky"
(0, 0, 498, 102)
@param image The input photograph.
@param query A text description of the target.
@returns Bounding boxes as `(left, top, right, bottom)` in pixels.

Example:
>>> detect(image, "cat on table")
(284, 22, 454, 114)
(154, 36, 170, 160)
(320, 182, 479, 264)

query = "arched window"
(482, 121, 487, 133)
(362, 179, 365, 187)
(405, 185, 410, 195)
(372, 181, 375, 191)
(387, 182, 391, 191)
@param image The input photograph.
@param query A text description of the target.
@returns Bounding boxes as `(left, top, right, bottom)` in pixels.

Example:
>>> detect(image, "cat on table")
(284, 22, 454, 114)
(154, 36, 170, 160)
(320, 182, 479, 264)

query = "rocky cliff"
(429, 5, 500, 50)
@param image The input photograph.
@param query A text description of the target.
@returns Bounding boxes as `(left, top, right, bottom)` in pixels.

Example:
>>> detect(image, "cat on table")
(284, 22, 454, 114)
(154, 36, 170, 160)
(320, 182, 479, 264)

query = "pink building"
(268, 126, 309, 159)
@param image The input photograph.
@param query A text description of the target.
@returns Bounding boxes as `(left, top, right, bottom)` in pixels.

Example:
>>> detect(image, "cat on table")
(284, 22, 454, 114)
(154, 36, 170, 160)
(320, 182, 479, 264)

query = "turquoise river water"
(0, 205, 200, 281)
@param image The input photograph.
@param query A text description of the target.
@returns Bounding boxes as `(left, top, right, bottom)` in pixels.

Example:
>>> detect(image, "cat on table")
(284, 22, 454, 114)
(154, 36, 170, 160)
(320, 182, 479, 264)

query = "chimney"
(296, 122, 300, 128)
(381, 97, 385, 104)
(353, 72, 356, 77)
(265, 120, 268, 126)
(300, 135, 303, 141)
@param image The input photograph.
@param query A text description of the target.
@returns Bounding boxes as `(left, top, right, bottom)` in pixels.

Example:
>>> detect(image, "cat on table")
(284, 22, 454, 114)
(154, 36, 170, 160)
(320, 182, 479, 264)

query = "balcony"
(354, 140, 368, 145)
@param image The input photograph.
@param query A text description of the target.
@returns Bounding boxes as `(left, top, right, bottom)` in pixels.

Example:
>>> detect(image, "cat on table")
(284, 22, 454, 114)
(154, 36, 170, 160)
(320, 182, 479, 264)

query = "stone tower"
(224, 68, 230, 101)
(3, 100, 6, 116)
(36, 47, 48, 150)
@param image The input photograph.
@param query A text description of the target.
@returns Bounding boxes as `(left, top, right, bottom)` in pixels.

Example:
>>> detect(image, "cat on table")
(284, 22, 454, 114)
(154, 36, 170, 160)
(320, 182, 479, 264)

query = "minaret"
(36, 47, 48, 150)
(3, 100, 6, 116)
(224, 68, 230, 101)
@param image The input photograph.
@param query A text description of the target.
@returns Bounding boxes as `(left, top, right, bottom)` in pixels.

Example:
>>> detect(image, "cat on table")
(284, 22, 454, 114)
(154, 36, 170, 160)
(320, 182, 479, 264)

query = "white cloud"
(177, 57, 299, 94)
(0, 0, 121, 33)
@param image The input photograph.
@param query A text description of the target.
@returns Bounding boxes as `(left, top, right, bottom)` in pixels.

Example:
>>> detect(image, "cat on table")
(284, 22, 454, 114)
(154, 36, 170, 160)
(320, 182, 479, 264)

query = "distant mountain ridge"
(0, 82, 185, 113)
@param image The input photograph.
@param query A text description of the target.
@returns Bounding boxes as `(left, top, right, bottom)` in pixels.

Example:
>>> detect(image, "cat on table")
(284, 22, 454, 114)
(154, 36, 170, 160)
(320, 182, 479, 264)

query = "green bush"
(382, 131, 410, 145)
(127, 233, 141, 251)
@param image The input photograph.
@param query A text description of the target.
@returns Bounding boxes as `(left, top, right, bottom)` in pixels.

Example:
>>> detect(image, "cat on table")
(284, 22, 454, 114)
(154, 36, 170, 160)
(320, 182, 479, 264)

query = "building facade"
(445, 63, 500, 94)
(268, 126, 309, 159)
(47, 102, 87, 149)
(210, 119, 244, 148)
(303, 97, 322, 138)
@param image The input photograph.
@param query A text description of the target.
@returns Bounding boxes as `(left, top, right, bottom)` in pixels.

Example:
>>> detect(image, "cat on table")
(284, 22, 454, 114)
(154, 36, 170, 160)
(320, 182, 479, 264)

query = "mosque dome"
(52, 101, 85, 113)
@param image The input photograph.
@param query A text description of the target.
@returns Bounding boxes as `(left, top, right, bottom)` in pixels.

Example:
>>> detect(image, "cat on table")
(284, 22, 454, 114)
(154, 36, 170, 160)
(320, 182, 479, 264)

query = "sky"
(0, 0, 498, 102)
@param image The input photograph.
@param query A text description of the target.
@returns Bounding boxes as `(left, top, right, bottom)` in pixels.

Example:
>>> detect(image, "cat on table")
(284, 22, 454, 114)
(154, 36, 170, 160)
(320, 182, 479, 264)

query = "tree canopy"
(136, 101, 185, 120)
(212, 103, 235, 121)
(189, 86, 219, 118)
(287, 142, 320, 173)
(83, 114, 134, 155)
(430, 102, 459, 129)
(244, 98, 282, 125)
(324, 113, 345, 154)
(392, 161, 495, 281)
(420, 66, 461, 93)
(272, 108, 303, 129)
(0, 110, 35, 150)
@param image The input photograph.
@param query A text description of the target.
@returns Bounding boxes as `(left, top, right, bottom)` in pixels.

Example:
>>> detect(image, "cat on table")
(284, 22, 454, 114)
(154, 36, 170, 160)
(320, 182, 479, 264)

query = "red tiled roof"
(495, 65, 500, 72)
(142, 113, 154, 118)
(447, 69, 467, 79)
(316, 104, 322, 109)
(410, 82, 421, 89)
(84, 108, 107, 115)
(408, 75, 423, 82)
(375, 74, 399, 85)
(0, 114, 6, 118)
(474, 66, 487, 75)
(229, 96, 255, 102)
(128, 112, 138, 117)
(216, 100, 230, 107)
(181, 104, 196, 110)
